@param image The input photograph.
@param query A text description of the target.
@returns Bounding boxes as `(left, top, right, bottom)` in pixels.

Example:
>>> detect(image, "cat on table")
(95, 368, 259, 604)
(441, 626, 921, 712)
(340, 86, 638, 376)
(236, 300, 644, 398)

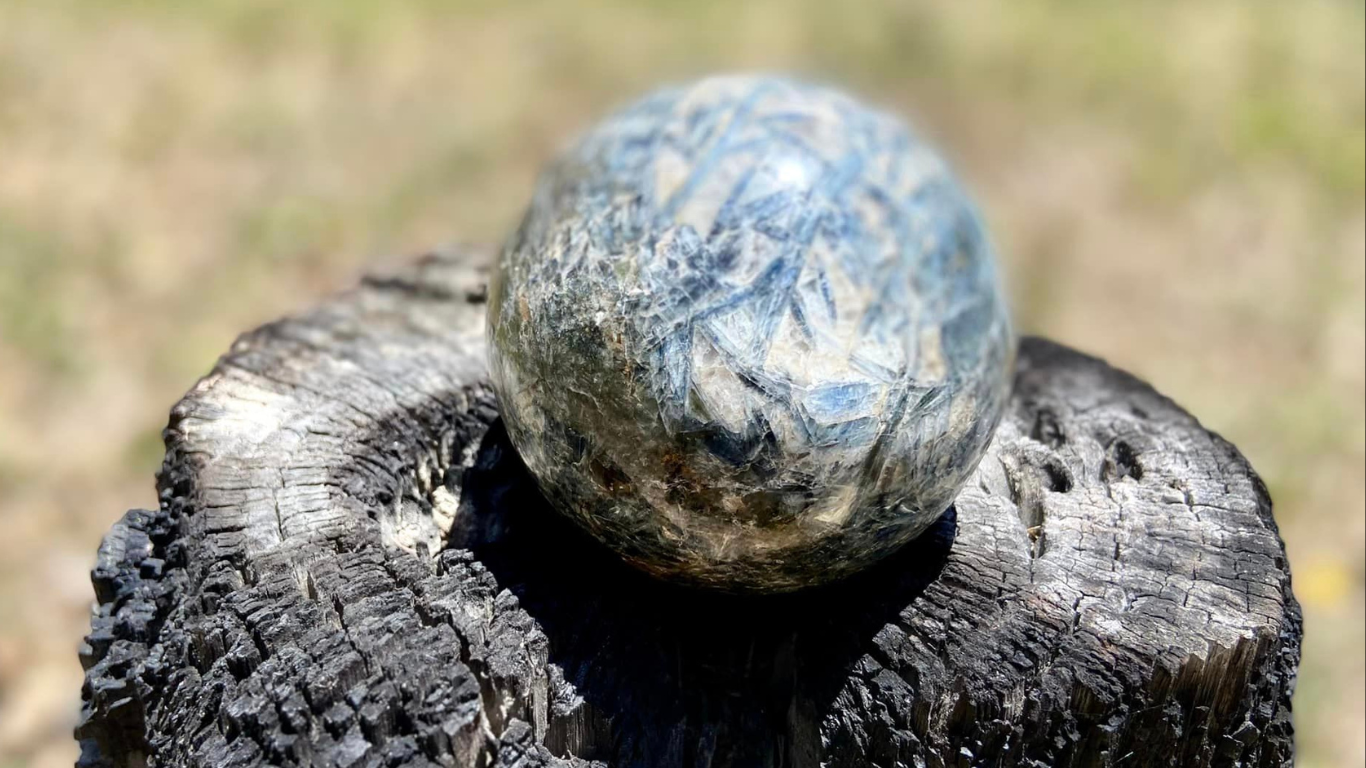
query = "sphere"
(487, 74, 1014, 592)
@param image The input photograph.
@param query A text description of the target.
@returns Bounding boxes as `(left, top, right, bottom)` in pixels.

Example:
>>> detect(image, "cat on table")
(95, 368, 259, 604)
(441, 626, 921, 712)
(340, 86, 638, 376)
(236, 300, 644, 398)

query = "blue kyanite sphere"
(488, 74, 1014, 592)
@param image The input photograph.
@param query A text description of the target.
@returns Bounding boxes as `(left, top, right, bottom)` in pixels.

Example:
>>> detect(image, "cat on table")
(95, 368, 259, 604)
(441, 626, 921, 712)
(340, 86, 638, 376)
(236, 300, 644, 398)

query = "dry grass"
(0, 1, 1361, 766)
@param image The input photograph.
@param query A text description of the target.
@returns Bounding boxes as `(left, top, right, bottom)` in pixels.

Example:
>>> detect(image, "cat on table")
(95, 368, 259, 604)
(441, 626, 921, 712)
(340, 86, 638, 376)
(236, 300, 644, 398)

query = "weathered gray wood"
(76, 247, 1300, 768)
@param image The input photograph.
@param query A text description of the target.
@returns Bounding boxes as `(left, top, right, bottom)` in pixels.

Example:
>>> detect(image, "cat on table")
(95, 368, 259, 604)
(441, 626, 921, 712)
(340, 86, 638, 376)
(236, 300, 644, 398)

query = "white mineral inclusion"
(488, 74, 1015, 592)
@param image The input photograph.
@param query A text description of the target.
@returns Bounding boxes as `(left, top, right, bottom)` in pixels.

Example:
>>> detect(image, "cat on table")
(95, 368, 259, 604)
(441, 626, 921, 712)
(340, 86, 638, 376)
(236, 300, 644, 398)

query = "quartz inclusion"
(488, 75, 1014, 592)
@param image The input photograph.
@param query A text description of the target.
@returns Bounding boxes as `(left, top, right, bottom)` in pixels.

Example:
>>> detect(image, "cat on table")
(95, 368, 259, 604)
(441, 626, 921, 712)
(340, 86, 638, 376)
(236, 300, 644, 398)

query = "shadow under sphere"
(448, 419, 956, 767)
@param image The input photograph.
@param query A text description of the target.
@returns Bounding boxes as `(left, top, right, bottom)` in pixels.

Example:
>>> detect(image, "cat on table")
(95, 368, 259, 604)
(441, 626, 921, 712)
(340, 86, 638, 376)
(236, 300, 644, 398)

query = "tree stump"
(77, 247, 1301, 768)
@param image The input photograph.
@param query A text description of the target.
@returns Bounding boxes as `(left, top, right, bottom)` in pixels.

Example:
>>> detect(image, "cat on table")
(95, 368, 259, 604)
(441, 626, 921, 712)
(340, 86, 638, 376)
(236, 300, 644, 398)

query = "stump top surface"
(78, 247, 1299, 768)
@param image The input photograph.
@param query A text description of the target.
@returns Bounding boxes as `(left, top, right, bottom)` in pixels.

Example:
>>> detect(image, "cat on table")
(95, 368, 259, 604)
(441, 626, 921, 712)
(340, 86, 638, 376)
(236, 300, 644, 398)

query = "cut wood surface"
(77, 247, 1300, 768)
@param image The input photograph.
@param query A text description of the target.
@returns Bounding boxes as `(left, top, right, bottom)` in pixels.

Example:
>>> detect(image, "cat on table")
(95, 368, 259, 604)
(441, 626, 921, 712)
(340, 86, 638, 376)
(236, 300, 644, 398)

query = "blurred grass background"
(0, 1, 1361, 766)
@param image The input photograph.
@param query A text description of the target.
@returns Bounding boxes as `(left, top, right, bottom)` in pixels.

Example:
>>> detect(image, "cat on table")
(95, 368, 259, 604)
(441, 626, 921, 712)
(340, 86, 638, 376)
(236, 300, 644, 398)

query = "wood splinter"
(77, 247, 1301, 768)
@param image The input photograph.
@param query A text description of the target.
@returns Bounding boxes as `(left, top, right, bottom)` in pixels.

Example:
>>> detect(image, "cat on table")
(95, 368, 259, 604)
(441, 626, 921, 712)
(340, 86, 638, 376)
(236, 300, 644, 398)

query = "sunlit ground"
(0, 2, 1362, 766)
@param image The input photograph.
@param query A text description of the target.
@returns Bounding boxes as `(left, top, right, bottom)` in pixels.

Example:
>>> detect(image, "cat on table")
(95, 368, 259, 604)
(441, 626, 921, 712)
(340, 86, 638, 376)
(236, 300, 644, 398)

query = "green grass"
(0, 213, 81, 377)
(0, 1, 1361, 766)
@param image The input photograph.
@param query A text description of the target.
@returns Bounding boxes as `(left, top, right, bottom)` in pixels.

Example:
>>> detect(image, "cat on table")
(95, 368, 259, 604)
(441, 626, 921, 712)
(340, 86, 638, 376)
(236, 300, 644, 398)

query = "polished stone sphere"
(488, 74, 1014, 592)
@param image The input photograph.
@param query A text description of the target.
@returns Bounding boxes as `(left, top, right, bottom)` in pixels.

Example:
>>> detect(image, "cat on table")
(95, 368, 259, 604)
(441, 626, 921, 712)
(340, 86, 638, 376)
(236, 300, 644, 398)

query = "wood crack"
(76, 250, 1299, 768)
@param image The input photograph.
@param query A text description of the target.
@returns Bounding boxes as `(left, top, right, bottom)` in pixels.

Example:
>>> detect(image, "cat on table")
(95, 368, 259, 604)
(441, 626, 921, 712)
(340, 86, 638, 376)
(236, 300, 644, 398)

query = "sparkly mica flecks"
(488, 75, 1014, 592)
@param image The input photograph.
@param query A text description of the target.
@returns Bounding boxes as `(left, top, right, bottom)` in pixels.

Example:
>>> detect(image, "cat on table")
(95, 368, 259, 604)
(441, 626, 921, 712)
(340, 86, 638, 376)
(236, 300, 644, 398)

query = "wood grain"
(77, 247, 1300, 768)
